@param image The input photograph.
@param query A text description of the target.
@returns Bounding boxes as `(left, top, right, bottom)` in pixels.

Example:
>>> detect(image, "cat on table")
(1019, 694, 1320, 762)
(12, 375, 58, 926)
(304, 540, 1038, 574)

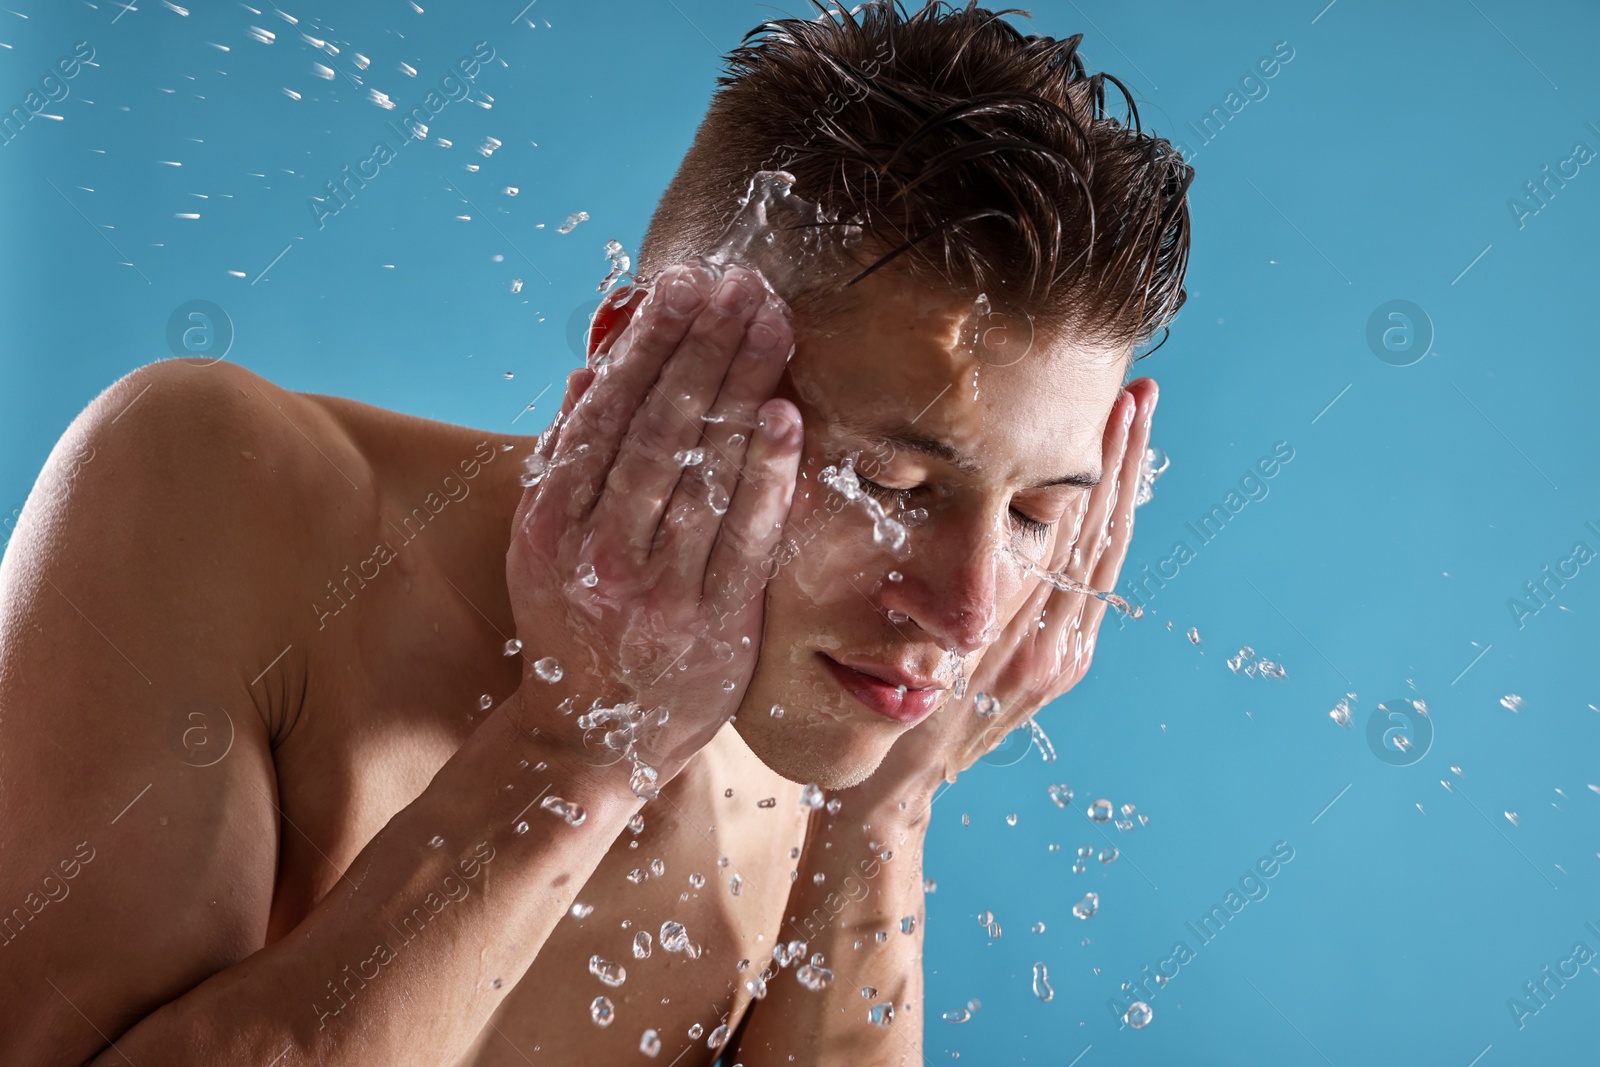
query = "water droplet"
(688, 872, 705, 889)
(589, 995, 614, 1027)
(875, 930, 888, 943)
(427, 835, 444, 849)
(826, 797, 842, 815)
(639, 1029, 661, 1057)
(588, 955, 627, 988)
(633, 930, 653, 958)
(513, 820, 529, 835)
(1032, 921, 1046, 934)
(503, 371, 515, 380)
(627, 868, 648, 884)
(1099, 847, 1119, 864)
(687, 1022, 703, 1039)
(478, 694, 494, 711)
(1047, 784, 1073, 808)
(629, 762, 661, 800)
(729, 872, 743, 896)
(900, 915, 916, 934)
(502, 638, 523, 656)
(627, 813, 645, 835)
(534, 656, 563, 683)
(540, 795, 586, 826)
(571, 901, 594, 919)
(706, 1023, 729, 1049)
(770, 703, 786, 718)
(491, 976, 502, 989)
(558, 211, 590, 234)
(868, 1001, 895, 1027)
(799, 783, 826, 809)
(1005, 813, 1018, 826)
(887, 570, 903, 582)
(1088, 799, 1113, 822)
(1185, 626, 1201, 645)
(660, 920, 693, 954)
(1500, 693, 1525, 713)
(1073, 892, 1099, 919)
(1124, 1000, 1154, 1028)
(1505, 810, 1521, 826)
(1032, 961, 1054, 1001)
(943, 1008, 971, 1023)
(757, 797, 777, 809)
(974, 692, 1002, 718)
(577, 562, 599, 587)
(648, 857, 666, 878)
(796, 963, 834, 990)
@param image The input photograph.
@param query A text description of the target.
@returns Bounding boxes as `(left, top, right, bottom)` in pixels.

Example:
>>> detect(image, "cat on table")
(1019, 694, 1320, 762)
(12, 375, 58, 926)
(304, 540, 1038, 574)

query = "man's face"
(732, 269, 1130, 788)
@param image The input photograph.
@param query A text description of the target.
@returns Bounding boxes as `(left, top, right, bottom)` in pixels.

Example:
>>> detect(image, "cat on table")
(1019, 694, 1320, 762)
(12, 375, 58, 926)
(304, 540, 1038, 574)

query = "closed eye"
(858, 476, 1054, 543)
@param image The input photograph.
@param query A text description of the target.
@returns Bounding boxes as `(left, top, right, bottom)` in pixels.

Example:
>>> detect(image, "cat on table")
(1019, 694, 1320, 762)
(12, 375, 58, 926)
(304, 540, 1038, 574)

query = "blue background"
(2, 1, 1597, 1064)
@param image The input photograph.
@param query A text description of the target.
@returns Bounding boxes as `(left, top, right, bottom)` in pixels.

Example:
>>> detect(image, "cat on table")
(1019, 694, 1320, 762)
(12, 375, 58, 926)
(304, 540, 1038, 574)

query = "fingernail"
(758, 406, 791, 443)
(666, 275, 702, 313)
(746, 322, 781, 356)
(714, 276, 754, 315)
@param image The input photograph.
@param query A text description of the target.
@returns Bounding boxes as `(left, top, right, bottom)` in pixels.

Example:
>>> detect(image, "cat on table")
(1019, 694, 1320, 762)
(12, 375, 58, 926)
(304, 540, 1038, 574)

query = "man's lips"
(817, 653, 945, 724)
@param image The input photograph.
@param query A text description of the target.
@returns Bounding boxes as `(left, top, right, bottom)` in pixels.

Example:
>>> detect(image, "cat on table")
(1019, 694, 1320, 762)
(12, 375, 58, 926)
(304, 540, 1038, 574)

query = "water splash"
(1006, 544, 1143, 618)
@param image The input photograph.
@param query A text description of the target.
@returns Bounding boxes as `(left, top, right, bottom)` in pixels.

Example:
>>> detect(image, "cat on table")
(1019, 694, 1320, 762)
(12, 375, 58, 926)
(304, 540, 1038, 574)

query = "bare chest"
(268, 562, 810, 1066)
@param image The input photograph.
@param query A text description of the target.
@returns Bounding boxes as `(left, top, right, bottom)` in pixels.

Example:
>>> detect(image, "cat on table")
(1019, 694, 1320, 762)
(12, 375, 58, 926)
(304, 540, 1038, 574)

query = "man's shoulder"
(8, 359, 388, 626)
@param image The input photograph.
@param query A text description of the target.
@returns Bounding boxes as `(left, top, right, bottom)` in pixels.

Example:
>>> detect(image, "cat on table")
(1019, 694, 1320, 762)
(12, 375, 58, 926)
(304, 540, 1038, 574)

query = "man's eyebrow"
(844, 419, 1102, 490)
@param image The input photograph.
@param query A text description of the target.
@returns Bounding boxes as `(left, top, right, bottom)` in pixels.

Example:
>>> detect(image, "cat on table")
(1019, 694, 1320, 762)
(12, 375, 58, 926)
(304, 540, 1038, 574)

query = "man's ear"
(587, 285, 649, 366)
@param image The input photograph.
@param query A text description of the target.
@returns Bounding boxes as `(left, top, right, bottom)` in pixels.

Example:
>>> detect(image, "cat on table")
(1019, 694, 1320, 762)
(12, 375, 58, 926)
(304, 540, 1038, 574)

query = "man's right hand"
(504, 262, 802, 782)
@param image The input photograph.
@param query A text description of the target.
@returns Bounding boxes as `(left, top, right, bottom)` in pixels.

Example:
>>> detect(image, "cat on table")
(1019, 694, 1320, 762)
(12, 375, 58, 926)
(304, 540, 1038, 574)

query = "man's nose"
(882, 519, 1004, 656)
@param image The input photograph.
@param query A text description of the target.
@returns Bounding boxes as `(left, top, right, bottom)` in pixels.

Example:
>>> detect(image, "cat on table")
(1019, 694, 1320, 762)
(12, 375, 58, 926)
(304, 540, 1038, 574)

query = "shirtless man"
(0, 4, 1189, 1064)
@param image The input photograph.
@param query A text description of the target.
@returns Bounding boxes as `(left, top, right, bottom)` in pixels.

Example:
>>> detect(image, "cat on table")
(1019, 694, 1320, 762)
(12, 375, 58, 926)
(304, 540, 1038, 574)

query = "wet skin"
(0, 261, 1154, 1066)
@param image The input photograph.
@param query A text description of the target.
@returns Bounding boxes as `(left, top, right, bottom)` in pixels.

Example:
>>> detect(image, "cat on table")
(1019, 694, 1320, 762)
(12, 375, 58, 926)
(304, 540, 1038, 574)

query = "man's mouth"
(816, 653, 945, 724)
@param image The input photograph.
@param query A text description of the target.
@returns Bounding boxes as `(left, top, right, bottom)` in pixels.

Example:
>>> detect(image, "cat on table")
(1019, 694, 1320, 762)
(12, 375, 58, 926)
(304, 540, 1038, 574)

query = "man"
(0, 2, 1188, 1064)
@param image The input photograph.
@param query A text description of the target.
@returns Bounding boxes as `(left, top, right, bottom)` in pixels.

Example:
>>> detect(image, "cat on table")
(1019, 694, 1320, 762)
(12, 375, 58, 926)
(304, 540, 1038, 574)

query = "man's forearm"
(95, 692, 640, 1067)
(733, 795, 930, 1066)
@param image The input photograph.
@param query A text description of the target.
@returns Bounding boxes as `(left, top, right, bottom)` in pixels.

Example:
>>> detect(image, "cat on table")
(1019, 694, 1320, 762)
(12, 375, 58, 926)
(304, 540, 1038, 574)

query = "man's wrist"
(498, 686, 647, 818)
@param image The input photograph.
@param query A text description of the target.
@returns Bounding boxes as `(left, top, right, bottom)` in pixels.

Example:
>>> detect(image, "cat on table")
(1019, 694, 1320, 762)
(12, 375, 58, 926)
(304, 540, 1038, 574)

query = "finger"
(702, 397, 803, 626)
(589, 286, 649, 370)
(1086, 379, 1158, 608)
(524, 262, 716, 545)
(532, 368, 595, 470)
(656, 294, 792, 571)
(1066, 388, 1137, 584)
(585, 265, 773, 561)
(1025, 387, 1137, 694)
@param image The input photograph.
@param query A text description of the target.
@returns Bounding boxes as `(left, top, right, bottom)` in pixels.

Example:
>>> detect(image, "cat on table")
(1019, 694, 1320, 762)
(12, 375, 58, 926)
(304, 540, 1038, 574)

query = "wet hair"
(636, 0, 1194, 356)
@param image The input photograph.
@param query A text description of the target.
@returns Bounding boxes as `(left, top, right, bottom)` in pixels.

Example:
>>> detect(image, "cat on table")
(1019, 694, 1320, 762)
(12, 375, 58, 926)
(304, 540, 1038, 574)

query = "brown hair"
(636, 0, 1194, 355)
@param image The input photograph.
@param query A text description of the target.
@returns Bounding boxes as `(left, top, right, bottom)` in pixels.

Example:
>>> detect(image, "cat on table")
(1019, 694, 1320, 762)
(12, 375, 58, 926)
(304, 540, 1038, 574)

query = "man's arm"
(0, 359, 644, 1066)
(729, 792, 930, 1066)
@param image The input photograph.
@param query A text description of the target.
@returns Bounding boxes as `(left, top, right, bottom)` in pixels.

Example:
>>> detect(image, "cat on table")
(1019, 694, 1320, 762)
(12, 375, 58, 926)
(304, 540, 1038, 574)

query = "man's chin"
(731, 712, 893, 790)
